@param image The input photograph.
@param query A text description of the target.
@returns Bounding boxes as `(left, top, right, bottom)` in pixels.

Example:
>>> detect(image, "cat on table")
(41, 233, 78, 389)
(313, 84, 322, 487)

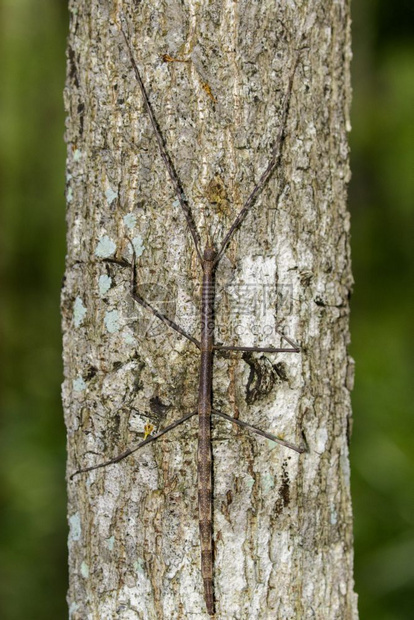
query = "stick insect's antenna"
(120, 26, 203, 264)
(214, 45, 304, 266)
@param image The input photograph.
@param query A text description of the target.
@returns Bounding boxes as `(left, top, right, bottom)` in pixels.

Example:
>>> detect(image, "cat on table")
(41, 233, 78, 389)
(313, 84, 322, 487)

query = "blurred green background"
(0, 1, 412, 618)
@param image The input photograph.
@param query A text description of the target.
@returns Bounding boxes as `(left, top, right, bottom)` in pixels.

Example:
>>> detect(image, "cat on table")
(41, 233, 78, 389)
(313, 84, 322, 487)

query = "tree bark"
(62, 1, 357, 618)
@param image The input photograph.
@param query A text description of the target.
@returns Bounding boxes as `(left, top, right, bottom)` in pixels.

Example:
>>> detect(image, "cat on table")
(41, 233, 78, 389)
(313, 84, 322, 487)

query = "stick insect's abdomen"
(198, 350, 214, 615)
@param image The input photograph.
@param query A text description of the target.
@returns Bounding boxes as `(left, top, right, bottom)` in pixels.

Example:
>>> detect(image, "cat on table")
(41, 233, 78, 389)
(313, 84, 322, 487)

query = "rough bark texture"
(62, 1, 357, 618)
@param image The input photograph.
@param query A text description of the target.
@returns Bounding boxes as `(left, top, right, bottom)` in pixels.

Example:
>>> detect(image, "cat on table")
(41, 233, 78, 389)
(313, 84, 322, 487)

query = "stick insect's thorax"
(200, 246, 217, 353)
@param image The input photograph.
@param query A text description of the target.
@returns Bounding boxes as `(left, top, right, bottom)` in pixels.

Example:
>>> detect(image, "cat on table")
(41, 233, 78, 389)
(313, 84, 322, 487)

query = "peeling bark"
(63, 1, 358, 618)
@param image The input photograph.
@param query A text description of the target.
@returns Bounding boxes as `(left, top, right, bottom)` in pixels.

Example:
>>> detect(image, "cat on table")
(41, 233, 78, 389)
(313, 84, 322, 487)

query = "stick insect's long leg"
(132, 290, 201, 349)
(214, 47, 303, 266)
(212, 409, 305, 454)
(128, 242, 201, 349)
(215, 345, 298, 353)
(132, 288, 200, 348)
(214, 330, 300, 353)
(70, 410, 197, 479)
(120, 26, 203, 264)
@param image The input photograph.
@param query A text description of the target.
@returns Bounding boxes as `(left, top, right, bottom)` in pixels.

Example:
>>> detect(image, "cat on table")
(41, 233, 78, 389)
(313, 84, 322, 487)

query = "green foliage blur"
(0, 1, 68, 618)
(350, 3, 414, 619)
(0, 1, 412, 619)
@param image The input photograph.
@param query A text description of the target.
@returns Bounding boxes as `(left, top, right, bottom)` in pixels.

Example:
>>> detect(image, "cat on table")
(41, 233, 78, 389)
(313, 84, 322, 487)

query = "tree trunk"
(62, 1, 357, 618)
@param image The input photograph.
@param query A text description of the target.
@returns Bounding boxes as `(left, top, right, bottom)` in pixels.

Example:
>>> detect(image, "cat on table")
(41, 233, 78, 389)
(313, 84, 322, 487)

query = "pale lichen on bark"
(62, 0, 357, 618)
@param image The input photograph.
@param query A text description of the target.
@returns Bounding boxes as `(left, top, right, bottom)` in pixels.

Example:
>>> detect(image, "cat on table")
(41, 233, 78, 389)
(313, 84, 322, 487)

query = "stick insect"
(71, 25, 306, 617)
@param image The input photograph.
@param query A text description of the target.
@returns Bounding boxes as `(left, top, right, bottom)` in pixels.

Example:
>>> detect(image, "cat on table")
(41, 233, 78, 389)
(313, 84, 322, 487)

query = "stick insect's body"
(72, 24, 307, 617)
(197, 248, 216, 612)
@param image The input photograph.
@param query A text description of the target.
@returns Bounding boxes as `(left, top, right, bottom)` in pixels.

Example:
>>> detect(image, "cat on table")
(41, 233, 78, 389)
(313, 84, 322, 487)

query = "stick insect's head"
(203, 244, 217, 262)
